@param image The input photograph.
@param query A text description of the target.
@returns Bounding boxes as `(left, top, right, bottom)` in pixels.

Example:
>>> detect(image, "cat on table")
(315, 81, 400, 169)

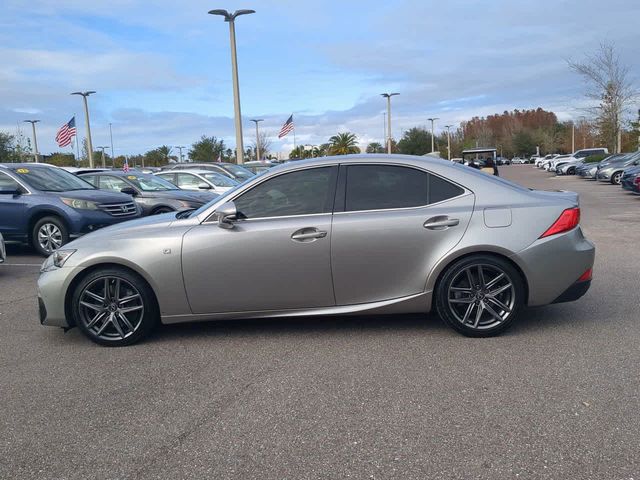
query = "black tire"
(435, 255, 525, 337)
(32, 216, 69, 256)
(567, 167, 575, 175)
(611, 171, 623, 185)
(152, 206, 174, 215)
(72, 267, 159, 346)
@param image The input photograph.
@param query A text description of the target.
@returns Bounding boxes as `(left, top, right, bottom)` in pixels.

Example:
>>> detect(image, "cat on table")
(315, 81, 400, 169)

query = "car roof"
(79, 170, 152, 177)
(0, 162, 58, 169)
(160, 169, 214, 175)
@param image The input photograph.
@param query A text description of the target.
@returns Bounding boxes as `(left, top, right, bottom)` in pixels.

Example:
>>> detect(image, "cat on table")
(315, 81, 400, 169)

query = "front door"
(331, 164, 474, 305)
(181, 166, 338, 314)
(0, 172, 29, 239)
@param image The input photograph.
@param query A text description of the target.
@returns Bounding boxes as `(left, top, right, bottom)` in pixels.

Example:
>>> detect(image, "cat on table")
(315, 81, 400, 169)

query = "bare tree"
(568, 43, 637, 153)
(251, 131, 272, 160)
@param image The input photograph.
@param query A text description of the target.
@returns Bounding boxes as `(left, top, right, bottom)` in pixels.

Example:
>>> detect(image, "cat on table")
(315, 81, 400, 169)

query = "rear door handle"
(423, 216, 460, 230)
(291, 228, 327, 242)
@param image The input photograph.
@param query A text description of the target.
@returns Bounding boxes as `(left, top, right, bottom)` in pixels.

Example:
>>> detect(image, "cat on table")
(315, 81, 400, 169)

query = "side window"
(99, 176, 129, 192)
(429, 174, 465, 204)
(159, 173, 176, 185)
(344, 165, 464, 212)
(81, 175, 97, 186)
(177, 173, 202, 188)
(345, 165, 428, 211)
(0, 172, 21, 192)
(234, 167, 337, 219)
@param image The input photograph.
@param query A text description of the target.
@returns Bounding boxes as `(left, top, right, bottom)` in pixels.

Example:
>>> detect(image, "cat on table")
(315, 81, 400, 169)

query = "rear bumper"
(552, 280, 591, 304)
(512, 227, 595, 307)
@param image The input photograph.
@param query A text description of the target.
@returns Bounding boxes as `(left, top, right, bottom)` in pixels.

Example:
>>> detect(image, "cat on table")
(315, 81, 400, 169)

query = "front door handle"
(291, 228, 327, 242)
(423, 216, 460, 230)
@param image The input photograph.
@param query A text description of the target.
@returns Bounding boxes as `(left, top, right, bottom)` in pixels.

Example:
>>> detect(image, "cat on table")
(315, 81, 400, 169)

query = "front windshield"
(125, 174, 178, 191)
(11, 166, 95, 192)
(221, 164, 254, 180)
(202, 172, 239, 187)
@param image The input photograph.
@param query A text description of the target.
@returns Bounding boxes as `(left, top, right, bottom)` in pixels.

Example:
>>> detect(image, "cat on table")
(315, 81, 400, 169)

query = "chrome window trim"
(199, 161, 470, 224)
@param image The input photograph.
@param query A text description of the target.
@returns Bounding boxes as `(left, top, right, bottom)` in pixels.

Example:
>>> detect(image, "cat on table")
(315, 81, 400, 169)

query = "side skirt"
(161, 291, 432, 325)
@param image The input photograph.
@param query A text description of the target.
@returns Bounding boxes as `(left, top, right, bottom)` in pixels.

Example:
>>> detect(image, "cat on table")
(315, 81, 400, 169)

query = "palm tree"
(328, 132, 360, 155)
(366, 142, 384, 153)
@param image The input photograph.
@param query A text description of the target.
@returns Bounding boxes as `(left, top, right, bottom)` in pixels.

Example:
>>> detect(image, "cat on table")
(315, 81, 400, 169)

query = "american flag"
(55, 116, 77, 147)
(122, 158, 130, 173)
(278, 115, 294, 138)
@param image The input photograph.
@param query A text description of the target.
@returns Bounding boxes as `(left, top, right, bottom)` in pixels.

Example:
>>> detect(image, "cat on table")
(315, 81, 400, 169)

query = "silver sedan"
(37, 155, 595, 346)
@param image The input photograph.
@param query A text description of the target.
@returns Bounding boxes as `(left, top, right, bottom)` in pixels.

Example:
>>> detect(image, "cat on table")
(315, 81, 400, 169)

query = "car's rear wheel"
(611, 171, 623, 185)
(72, 267, 159, 346)
(435, 255, 524, 337)
(32, 216, 69, 256)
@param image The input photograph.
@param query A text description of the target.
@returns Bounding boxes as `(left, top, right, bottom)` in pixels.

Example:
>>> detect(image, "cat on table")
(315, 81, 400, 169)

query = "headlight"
(41, 249, 76, 272)
(61, 197, 99, 210)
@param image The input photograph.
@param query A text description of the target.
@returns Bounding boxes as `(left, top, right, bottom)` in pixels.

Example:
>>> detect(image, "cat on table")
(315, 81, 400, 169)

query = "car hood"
(142, 190, 218, 203)
(66, 212, 182, 249)
(58, 189, 133, 204)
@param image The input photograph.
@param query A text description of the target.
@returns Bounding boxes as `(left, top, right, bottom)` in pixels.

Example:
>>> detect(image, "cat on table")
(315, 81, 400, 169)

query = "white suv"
(550, 148, 608, 173)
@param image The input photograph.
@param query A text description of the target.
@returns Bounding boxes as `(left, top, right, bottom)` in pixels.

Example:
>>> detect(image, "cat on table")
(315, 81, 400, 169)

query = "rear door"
(331, 164, 474, 305)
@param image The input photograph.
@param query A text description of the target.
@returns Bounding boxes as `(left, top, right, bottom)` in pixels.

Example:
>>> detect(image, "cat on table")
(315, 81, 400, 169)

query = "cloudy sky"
(2, 0, 639, 156)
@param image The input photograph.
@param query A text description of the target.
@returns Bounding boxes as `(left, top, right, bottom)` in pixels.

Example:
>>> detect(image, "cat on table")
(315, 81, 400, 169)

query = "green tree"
(189, 136, 226, 163)
(513, 130, 535, 156)
(0, 132, 16, 162)
(366, 142, 385, 153)
(328, 132, 360, 155)
(47, 153, 76, 166)
(143, 148, 166, 167)
(397, 127, 433, 155)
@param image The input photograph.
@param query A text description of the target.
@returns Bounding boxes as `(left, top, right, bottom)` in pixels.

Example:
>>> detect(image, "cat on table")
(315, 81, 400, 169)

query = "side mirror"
(120, 187, 138, 196)
(215, 201, 237, 229)
(198, 183, 212, 190)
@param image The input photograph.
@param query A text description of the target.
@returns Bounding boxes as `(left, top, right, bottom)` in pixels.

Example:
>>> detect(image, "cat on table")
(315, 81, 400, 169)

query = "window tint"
(345, 165, 428, 211)
(0, 172, 20, 191)
(344, 165, 464, 212)
(158, 173, 176, 184)
(99, 176, 129, 192)
(429, 174, 465, 203)
(234, 167, 337, 219)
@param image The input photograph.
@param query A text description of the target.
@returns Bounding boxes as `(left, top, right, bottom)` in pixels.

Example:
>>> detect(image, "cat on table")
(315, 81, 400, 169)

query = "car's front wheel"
(72, 267, 159, 346)
(435, 255, 524, 337)
(32, 216, 69, 256)
(611, 171, 623, 185)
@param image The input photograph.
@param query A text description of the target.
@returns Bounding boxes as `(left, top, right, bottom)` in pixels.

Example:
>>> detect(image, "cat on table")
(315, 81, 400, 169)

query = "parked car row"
(535, 150, 640, 192)
(0, 161, 265, 256)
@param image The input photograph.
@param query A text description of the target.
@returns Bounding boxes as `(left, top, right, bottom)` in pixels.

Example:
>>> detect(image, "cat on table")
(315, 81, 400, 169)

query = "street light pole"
(444, 124, 453, 161)
(381, 93, 399, 154)
(23, 120, 40, 163)
(250, 119, 263, 161)
(427, 117, 439, 153)
(109, 123, 115, 164)
(176, 146, 185, 163)
(71, 91, 96, 167)
(96, 146, 110, 168)
(209, 9, 255, 165)
(572, 121, 575, 153)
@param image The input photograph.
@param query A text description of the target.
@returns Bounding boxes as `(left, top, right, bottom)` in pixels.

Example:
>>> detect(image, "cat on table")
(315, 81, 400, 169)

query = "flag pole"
(292, 114, 296, 151)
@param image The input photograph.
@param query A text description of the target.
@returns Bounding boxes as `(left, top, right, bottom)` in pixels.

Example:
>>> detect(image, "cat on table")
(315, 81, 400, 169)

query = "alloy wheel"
(78, 276, 145, 341)
(37, 223, 63, 253)
(447, 264, 515, 330)
(613, 172, 622, 184)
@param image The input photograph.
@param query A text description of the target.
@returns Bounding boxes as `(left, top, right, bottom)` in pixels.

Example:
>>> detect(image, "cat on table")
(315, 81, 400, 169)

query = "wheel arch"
(427, 248, 530, 311)
(27, 210, 69, 244)
(64, 262, 160, 327)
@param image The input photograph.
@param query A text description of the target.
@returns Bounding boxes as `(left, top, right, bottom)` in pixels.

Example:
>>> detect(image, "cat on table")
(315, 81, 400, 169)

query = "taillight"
(539, 207, 581, 238)
(634, 176, 640, 186)
(578, 268, 592, 282)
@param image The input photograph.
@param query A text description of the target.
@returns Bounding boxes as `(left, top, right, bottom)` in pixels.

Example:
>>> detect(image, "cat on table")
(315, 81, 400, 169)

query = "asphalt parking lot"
(1, 165, 639, 480)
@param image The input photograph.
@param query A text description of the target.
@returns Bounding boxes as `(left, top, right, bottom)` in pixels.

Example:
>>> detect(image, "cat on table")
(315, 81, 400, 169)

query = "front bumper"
(37, 265, 84, 327)
(65, 208, 141, 237)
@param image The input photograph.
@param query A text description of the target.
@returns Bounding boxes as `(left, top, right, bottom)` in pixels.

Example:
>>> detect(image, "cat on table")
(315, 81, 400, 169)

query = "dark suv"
(0, 163, 141, 255)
